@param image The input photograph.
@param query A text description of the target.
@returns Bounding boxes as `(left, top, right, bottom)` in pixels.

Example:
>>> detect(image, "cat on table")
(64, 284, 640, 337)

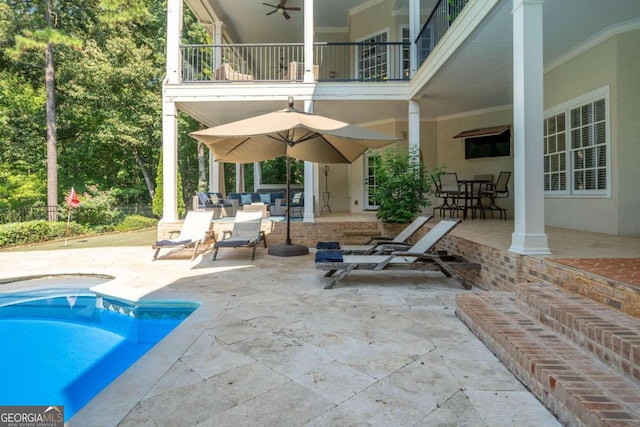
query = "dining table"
(457, 178, 493, 219)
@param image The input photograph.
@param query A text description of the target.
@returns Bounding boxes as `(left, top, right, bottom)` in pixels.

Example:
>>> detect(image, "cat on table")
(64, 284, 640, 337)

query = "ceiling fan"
(262, 0, 301, 20)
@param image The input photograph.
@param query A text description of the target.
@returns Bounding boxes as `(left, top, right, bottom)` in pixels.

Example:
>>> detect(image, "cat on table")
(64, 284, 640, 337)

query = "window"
(401, 27, 410, 80)
(357, 32, 388, 81)
(544, 87, 610, 197)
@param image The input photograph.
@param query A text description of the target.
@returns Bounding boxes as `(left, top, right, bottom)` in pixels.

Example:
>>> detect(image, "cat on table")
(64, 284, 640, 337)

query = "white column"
(165, 0, 182, 84)
(303, 0, 315, 83)
(209, 151, 220, 192)
(236, 164, 244, 192)
(161, 100, 178, 222)
(214, 21, 223, 68)
(510, 0, 550, 254)
(253, 162, 262, 190)
(303, 100, 315, 222)
(409, 0, 420, 77)
(408, 100, 420, 162)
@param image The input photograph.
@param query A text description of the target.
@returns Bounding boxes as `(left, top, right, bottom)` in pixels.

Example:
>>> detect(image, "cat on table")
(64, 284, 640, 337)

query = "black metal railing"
(181, 42, 410, 83)
(415, 0, 468, 65)
(181, 0, 469, 83)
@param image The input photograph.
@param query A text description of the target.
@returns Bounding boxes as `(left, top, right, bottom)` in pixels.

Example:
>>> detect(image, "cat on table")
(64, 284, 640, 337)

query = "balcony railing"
(181, 42, 410, 83)
(415, 0, 468, 64)
(180, 0, 468, 84)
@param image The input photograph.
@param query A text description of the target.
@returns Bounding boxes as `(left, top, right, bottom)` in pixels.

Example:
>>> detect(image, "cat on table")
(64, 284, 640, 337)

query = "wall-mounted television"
(465, 132, 511, 159)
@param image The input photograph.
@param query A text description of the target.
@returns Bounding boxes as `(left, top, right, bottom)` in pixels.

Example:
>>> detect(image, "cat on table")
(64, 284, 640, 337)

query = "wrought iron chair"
(479, 171, 511, 220)
(433, 173, 465, 218)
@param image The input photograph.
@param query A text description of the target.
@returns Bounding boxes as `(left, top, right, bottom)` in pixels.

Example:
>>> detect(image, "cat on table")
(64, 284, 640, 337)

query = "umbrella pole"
(267, 155, 309, 257)
(286, 156, 291, 245)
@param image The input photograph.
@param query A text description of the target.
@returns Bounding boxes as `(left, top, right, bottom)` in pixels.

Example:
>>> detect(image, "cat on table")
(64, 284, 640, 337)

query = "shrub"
(73, 187, 124, 226)
(0, 220, 88, 247)
(371, 148, 443, 224)
(115, 215, 158, 232)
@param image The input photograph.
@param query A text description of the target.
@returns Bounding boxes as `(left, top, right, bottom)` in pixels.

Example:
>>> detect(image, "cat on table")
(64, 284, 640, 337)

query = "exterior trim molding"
(545, 18, 640, 72)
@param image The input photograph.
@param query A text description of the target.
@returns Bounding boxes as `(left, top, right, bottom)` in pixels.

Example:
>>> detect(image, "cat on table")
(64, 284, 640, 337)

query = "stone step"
(515, 282, 640, 382)
(456, 291, 640, 427)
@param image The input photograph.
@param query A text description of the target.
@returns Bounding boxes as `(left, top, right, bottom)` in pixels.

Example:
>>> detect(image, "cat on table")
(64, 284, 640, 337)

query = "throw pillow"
(292, 192, 302, 204)
(240, 194, 252, 205)
(259, 193, 271, 204)
(209, 194, 220, 205)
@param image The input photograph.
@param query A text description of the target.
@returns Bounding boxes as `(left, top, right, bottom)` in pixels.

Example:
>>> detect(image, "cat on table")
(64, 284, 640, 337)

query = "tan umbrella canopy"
(190, 102, 397, 164)
(190, 98, 399, 256)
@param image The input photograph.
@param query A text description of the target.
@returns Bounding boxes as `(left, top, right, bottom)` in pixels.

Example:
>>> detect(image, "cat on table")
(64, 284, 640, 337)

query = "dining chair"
(479, 171, 511, 220)
(434, 172, 465, 218)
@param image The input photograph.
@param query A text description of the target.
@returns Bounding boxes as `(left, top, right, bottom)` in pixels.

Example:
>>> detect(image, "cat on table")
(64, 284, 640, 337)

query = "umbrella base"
(268, 243, 309, 257)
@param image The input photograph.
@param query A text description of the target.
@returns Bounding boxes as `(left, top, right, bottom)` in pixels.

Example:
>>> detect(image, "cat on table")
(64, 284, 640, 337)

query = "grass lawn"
(2, 228, 157, 252)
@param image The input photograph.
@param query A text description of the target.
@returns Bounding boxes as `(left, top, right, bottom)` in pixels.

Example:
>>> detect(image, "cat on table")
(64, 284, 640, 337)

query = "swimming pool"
(0, 287, 198, 421)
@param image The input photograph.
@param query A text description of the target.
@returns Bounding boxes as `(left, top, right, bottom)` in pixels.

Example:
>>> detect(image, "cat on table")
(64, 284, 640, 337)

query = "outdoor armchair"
(212, 211, 267, 261)
(152, 211, 215, 261)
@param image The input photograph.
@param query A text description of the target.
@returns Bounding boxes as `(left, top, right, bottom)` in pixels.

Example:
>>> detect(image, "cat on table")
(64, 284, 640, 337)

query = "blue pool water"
(0, 288, 198, 421)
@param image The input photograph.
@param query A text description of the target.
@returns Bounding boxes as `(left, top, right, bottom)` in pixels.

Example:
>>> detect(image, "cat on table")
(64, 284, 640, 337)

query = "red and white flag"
(65, 187, 81, 208)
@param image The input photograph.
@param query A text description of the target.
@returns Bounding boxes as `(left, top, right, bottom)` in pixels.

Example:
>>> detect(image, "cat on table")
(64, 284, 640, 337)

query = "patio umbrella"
(190, 98, 399, 256)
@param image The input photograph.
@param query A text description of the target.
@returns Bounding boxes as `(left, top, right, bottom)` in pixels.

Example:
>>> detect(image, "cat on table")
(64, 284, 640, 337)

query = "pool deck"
(0, 244, 561, 427)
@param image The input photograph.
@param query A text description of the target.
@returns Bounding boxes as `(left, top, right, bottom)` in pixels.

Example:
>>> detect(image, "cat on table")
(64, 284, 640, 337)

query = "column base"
(509, 231, 551, 255)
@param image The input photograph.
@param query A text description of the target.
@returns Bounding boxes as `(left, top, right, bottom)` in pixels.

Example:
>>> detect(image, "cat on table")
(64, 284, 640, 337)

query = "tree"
(7, 0, 83, 220)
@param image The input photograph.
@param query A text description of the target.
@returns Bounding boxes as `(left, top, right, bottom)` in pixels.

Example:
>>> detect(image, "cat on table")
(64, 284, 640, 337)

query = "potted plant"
(370, 147, 443, 224)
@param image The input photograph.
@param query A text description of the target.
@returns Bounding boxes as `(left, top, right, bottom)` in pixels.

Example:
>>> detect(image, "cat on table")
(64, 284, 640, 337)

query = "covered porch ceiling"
(181, 0, 640, 126)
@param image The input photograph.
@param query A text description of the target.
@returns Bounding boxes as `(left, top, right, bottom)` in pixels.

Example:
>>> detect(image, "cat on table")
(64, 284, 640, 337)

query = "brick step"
(515, 282, 640, 382)
(456, 292, 640, 427)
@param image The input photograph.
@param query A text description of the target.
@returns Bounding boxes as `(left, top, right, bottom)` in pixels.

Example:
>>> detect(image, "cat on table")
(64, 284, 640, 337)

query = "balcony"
(181, 42, 410, 83)
(179, 0, 468, 84)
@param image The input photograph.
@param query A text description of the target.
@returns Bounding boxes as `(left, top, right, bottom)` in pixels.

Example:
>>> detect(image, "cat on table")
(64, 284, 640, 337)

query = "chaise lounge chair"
(212, 211, 267, 261)
(152, 211, 215, 261)
(316, 219, 478, 289)
(338, 215, 433, 255)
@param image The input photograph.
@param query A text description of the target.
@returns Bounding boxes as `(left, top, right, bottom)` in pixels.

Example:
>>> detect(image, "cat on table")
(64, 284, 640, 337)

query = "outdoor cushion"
(259, 193, 271, 204)
(270, 192, 284, 204)
(215, 239, 250, 247)
(155, 239, 192, 246)
(240, 194, 252, 205)
(316, 241, 340, 250)
(315, 251, 343, 263)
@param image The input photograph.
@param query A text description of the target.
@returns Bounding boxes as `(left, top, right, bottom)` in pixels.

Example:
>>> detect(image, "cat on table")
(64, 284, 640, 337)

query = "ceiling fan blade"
(284, 7, 301, 11)
(283, 10, 291, 20)
(262, 2, 279, 7)
(278, 0, 288, 6)
(266, 9, 277, 16)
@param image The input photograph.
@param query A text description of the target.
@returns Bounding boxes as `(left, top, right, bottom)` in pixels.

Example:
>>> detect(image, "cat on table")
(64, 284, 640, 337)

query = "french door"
(363, 151, 381, 210)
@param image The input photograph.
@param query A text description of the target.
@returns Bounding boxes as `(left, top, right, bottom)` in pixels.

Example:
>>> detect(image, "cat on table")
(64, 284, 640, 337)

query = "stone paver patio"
(0, 245, 561, 426)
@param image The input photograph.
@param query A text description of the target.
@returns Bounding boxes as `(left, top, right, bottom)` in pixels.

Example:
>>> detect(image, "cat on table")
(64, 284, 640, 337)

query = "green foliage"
(72, 186, 124, 226)
(0, 220, 88, 247)
(114, 215, 157, 232)
(152, 156, 164, 218)
(371, 148, 443, 224)
(261, 158, 304, 185)
(0, 165, 46, 209)
(152, 156, 185, 218)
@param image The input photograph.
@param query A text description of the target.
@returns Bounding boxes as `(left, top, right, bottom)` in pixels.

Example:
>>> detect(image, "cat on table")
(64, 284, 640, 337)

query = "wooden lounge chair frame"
(152, 211, 215, 261)
(316, 219, 479, 289)
(212, 211, 267, 261)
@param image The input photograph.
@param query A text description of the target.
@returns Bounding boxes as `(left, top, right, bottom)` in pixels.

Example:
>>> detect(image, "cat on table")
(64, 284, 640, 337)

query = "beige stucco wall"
(544, 36, 620, 234)
(435, 108, 514, 215)
(615, 30, 640, 235)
